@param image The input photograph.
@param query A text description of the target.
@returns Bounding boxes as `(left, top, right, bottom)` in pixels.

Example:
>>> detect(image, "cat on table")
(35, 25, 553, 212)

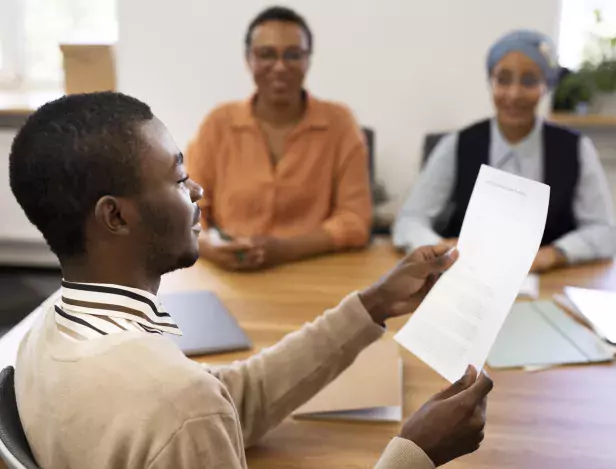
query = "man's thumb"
(433, 365, 476, 400)
(458, 371, 494, 406)
(416, 247, 458, 276)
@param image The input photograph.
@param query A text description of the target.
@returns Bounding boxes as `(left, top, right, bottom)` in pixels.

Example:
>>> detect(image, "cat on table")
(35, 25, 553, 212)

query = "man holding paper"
(10, 92, 492, 469)
(396, 165, 550, 383)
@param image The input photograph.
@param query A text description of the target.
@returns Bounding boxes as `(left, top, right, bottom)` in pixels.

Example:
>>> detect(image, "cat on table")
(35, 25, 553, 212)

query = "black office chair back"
(0, 367, 40, 469)
(422, 132, 446, 167)
(362, 127, 375, 187)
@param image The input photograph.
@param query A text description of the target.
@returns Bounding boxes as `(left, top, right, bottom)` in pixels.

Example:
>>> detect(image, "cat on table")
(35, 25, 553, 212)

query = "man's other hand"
(400, 366, 493, 466)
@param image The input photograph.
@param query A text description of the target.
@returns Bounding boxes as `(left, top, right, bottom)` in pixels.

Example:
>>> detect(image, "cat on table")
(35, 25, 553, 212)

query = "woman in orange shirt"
(187, 6, 372, 271)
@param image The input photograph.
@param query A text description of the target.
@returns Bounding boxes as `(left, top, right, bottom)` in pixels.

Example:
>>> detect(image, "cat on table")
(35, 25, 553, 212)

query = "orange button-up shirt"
(186, 94, 372, 248)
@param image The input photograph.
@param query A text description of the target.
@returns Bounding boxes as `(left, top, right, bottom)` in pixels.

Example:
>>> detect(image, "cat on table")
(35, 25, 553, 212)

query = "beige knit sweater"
(15, 292, 434, 469)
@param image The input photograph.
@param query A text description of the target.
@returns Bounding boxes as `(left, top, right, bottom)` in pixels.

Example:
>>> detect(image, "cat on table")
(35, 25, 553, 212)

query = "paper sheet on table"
(553, 293, 616, 356)
(293, 339, 402, 422)
(395, 165, 550, 382)
(563, 287, 616, 345)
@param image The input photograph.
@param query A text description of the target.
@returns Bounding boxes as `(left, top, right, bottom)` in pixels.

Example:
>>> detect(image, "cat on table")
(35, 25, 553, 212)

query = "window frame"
(0, 0, 27, 90)
(558, 0, 616, 70)
(0, 0, 118, 93)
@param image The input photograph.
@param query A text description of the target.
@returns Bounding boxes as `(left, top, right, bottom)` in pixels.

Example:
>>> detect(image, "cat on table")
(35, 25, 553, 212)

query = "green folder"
(487, 301, 613, 369)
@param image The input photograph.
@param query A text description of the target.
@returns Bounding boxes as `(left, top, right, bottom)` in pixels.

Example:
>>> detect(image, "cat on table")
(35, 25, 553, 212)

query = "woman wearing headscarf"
(393, 29, 616, 272)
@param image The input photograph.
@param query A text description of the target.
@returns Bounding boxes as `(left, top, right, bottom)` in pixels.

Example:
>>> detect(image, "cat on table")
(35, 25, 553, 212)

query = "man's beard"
(139, 200, 199, 276)
(142, 236, 199, 276)
(163, 249, 199, 275)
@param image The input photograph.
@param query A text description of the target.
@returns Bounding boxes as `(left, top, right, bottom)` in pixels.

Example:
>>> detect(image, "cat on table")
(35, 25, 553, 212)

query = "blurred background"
(0, 0, 614, 267)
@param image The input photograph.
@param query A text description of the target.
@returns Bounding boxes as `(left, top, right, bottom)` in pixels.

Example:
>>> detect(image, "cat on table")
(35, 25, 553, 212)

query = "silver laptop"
(160, 291, 251, 356)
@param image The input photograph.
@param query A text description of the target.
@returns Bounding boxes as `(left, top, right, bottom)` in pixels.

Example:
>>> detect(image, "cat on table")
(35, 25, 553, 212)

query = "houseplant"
(553, 69, 594, 113)
(554, 9, 616, 114)
(583, 9, 616, 114)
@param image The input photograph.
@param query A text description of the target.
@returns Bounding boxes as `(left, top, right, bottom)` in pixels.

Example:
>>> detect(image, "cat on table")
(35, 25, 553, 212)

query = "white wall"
(0, 131, 44, 242)
(0, 130, 57, 265)
(117, 0, 562, 201)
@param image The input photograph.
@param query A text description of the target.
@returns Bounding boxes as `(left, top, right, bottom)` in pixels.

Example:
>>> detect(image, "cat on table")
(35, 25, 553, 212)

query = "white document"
(395, 165, 550, 382)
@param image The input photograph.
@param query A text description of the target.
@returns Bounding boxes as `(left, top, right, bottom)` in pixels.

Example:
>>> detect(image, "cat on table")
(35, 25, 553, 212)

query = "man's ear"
(93, 196, 131, 236)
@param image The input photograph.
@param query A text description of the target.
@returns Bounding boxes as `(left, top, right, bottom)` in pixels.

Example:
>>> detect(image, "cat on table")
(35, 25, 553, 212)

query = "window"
(559, 0, 616, 69)
(0, 0, 117, 91)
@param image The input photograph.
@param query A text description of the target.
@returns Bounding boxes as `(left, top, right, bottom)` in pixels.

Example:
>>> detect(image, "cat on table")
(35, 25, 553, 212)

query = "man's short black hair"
(9, 92, 154, 261)
(244, 6, 313, 53)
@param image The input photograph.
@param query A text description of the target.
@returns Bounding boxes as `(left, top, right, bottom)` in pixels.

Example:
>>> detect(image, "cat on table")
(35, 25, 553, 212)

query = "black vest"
(437, 119, 580, 246)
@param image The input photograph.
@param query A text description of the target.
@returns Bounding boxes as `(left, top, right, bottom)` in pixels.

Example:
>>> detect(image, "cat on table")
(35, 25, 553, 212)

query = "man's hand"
(199, 234, 262, 271)
(441, 238, 458, 249)
(359, 245, 458, 324)
(400, 366, 493, 467)
(531, 246, 567, 273)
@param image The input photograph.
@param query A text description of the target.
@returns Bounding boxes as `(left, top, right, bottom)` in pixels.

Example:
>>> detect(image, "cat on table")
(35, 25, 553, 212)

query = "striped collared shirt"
(55, 280, 182, 341)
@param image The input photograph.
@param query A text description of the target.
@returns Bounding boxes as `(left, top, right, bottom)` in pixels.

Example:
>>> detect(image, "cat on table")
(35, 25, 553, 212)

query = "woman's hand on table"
(198, 233, 263, 271)
(199, 232, 329, 271)
(531, 246, 567, 273)
(247, 231, 336, 269)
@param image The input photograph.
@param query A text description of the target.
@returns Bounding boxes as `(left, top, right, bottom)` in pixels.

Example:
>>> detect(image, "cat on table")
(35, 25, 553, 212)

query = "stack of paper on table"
(395, 165, 550, 382)
(487, 301, 613, 369)
(293, 338, 402, 422)
(518, 274, 539, 299)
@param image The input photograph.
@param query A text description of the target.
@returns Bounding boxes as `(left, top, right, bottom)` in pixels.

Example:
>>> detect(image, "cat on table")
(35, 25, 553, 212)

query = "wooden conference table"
(158, 238, 616, 469)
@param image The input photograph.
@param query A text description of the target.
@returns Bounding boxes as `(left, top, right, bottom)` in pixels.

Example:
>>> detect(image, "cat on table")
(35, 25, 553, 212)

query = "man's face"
(133, 118, 203, 275)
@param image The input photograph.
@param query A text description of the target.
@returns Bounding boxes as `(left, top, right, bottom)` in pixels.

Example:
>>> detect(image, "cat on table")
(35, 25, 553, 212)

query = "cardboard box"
(60, 43, 116, 95)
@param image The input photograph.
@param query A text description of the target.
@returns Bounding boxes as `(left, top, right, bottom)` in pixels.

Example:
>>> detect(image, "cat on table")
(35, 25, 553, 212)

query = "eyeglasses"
(492, 71, 543, 89)
(249, 47, 310, 68)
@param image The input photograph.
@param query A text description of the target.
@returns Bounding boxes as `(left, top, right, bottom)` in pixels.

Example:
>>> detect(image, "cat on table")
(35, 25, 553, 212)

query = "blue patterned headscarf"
(487, 29, 559, 89)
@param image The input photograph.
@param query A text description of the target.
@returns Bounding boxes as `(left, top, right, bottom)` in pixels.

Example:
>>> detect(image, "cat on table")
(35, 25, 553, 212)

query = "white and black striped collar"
(55, 280, 181, 340)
